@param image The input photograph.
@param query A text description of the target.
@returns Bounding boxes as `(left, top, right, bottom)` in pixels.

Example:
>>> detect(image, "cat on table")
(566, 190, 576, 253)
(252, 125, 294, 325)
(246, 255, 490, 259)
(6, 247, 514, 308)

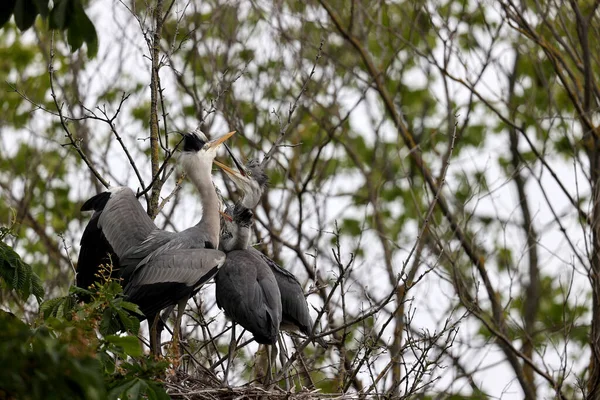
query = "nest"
(164, 370, 332, 399)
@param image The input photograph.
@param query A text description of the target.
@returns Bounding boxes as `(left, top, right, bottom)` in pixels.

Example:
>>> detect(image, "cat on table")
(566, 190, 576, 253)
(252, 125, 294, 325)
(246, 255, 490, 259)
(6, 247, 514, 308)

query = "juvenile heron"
(214, 152, 326, 384)
(215, 155, 328, 349)
(77, 130, 235, 355)
(215, 202, 282, 384)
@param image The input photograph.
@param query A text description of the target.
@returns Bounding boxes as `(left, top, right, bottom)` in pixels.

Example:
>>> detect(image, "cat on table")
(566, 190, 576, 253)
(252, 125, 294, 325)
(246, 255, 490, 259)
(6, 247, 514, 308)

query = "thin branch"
(259, 39, 324, 170)
(148, 0, 167, 217)
(48, 34, 109, 189)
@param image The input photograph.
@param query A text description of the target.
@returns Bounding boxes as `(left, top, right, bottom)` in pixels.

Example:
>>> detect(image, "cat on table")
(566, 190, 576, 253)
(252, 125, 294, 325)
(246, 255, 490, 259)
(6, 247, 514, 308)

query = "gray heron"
(77, 130, 235, 356)
(215, 202, 282, 384)
(214, 153, 326, 384)
(215, 155, 328, 349)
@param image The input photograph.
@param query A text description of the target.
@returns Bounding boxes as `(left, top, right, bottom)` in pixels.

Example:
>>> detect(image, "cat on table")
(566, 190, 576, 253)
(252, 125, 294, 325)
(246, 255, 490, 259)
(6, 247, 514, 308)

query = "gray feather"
(97, 187, 158, 259)
(125, 248, 225, 289)
(250, 249, 310, 331)
(215, 249, 282, 345)
(124, 248, 226, 318)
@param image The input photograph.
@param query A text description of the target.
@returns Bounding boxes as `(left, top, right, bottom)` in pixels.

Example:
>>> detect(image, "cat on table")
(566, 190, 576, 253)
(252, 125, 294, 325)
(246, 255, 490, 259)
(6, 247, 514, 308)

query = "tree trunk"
(588, 137, 600, 399)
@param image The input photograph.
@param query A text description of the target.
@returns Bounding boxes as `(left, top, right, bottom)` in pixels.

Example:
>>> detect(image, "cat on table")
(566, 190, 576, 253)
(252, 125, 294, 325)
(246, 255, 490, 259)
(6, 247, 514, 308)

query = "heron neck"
(233, 224, 251, 249)
(221, 222, 251, 252)
(186, 157, 220, 248)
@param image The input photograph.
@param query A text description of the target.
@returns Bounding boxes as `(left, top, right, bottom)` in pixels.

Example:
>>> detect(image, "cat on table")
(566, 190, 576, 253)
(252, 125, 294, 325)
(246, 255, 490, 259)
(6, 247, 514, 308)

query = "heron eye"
(247, 170, 253, 177)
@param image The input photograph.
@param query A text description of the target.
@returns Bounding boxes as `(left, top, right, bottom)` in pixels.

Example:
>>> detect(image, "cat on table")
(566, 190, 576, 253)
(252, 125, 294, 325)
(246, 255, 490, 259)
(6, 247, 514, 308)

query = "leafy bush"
(0, 228, 44, 305)
(0, 235, 169, 400)
(0, 310, 105, 399)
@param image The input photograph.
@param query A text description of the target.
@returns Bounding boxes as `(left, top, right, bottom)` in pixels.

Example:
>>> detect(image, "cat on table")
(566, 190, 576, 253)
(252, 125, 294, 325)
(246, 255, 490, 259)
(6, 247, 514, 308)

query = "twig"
(404, 120, 457, 265)
(259, 39, 324, 170)
(85, 95, 149, 202)
(156, 171, 185, 213)
(276, 277, 397, 381)
(58, 233, 77, 276)
(48, 34, 110, 189)
(58, 233, 77, 294)
(136, 137, 184, 198)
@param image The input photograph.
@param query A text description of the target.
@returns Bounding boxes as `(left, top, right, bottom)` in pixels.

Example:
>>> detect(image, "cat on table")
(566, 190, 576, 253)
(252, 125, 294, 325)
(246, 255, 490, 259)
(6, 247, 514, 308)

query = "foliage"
(0, 267, 169, 400)
(0, 0, 98, 57)
(0, 309, 105, 400)
(0, 227, 44, 305)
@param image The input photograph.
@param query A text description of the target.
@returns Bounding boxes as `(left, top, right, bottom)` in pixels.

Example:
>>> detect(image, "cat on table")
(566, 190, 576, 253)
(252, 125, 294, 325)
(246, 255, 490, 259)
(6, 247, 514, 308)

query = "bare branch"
(259, 40, 324, 170)
(48, 34, 110, 189)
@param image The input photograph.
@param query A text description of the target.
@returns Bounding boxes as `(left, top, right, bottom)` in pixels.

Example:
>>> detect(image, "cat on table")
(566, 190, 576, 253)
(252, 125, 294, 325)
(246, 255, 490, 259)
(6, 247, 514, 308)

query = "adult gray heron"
(215, 155, 328, 349)
(77, 130, 235, 356)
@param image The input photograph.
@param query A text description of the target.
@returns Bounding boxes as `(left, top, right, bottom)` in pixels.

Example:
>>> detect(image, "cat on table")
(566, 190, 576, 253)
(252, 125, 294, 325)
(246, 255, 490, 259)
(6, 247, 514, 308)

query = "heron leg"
(149, 313, 161, 356)
(264, 343, 277, 386)
(223, 322, 236, 386)
(278, 335, 290, 390)
(157, 305, 173, 349)
(170, 299, 186, 364)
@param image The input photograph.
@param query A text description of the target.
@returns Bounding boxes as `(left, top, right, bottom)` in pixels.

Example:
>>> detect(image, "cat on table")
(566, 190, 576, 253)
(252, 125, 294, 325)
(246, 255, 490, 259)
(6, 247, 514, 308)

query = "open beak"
(205, 130, 236, 150)
(224, 144, 247, 176)
(214, 159, 255, 195)
(214, 160, 247, 182)
(214, 160, 239, 176)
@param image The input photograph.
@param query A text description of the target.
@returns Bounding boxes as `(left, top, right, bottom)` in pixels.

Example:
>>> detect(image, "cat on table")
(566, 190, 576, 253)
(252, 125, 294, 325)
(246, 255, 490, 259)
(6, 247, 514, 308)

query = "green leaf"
(13, 0, 37, 30)
(100, 307, 113, 335)
(49, 0, 71, 29)
(98, 351, 116, 374)
(105, 335, 142, 357)
(68, 0, 97, 57)
(146, 381, 170, 400)
(0, 240, 44, 304)
(119, 300, 143, 315)
(496, 247, 513, 271)
(69, 284, 94, 297)
(32, 0, 47, 17)
(0, 311, 106, 399)
(108, 378, 169, 400)
(0, 0, 17, 28)
(341, 218, 362, 236)
(114, 306, 140, 333)
(108, 378, 142, 400)
(40, 294, 76, 319)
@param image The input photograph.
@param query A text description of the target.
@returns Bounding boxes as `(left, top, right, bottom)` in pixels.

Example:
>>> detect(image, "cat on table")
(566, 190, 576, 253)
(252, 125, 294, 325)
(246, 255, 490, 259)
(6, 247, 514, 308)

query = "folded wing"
(124, 248, 226, 319)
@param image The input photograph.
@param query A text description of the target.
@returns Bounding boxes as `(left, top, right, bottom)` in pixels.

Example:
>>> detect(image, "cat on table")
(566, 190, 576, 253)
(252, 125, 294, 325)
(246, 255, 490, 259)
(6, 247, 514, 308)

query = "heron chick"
(214, 151, 327, 385)
(217, 151, 328, 349)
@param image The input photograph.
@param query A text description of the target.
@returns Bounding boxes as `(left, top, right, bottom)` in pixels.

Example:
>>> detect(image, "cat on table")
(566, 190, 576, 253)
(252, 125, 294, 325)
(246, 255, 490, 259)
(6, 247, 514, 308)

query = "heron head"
(214, 153, 267, 209)
(181, 130, 236, 159)
(244, 159, 268, 189)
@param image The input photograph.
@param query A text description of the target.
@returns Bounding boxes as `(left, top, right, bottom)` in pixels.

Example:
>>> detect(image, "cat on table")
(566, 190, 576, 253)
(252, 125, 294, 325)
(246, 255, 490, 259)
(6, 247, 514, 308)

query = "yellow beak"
(214, 159, 244, 178)
(206, 131, 236, 150)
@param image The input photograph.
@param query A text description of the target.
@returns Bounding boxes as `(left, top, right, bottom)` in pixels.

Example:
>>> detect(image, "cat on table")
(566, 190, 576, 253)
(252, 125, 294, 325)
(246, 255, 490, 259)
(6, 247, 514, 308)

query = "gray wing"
(250, 247, 300, 283)
(251, 248, 327, 347)
(250, 248, 312, 333)
(215, 249, 282, 345)
(76, 210, 120, 290)
(124, 248, 225, 319)
(119, 229, 178, 282)
(96, 187, 158, 259)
